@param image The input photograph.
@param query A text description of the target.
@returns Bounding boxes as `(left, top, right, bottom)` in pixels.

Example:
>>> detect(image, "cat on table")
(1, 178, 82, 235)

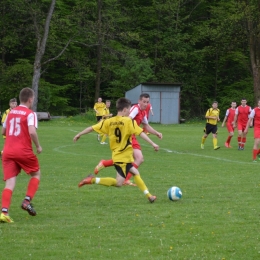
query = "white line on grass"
(53, 129, 254, 165)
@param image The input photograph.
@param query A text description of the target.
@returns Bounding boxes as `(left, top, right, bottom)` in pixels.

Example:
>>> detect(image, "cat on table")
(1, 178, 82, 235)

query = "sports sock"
(100, 134, 107, 143)
(102, 159, 114, 167)
(125, 163, 138, 182)
(253, 149, 258, 160)
(133, 175, 151, 198)
(1, 188, 12, 213)
(213, 138, 218, 147)
(96, 177, 117, 186)
(25, 177, 40, 201)
(241, 137, 246, 148)
(257, 149, 260, 155)
(237, 136, 241, 146)
(226, 136, 232, 143)
(201, 137, 206, 144)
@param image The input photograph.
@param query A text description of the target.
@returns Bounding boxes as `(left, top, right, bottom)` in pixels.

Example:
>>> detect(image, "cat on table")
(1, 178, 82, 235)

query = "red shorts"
(226, 123, 234, 133)
(237, 123, 246, 132)
(132, 135, 141, 150)
(2, 152, 40, 181)
(254, 129, 260, 139)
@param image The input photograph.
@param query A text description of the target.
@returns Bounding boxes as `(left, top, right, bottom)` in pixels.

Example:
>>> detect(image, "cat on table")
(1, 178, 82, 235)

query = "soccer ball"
(167, 186, 182, 201)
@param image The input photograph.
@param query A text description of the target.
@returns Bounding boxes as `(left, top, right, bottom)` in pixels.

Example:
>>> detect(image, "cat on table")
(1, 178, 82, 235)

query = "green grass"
(1, 119, 260, 259)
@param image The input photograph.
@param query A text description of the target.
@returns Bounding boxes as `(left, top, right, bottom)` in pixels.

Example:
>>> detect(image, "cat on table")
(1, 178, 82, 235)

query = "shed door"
(161, 92, 179, 124)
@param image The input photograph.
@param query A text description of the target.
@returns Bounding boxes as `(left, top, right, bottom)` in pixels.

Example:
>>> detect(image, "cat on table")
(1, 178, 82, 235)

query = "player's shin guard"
(26, 177, 40, 201)
(1, 188, 12, 213)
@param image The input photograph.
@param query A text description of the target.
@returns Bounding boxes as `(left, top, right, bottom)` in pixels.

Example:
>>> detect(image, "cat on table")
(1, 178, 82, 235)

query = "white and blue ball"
(167, 186, 182, 201)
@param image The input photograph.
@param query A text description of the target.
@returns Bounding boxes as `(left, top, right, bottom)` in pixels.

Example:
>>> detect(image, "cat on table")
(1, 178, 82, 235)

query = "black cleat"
(21, 200, 37, 216)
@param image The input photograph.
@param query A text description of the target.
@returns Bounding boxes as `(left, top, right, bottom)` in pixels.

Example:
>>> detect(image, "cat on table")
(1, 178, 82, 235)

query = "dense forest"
(0, 0, 260, 119)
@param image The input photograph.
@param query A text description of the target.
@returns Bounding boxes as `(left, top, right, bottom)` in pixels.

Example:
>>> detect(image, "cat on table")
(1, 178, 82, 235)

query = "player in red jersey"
(221, 101, 237, 148)
(232, 98, 252, 150)
(0, 88, 42, 223)
(93, 93, 163, 186)
(143, 102, 153, 134)
(244, 100, 260, 161)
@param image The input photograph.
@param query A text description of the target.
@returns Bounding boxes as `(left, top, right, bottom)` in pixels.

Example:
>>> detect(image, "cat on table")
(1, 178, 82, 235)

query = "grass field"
(0, 118, 260, 260)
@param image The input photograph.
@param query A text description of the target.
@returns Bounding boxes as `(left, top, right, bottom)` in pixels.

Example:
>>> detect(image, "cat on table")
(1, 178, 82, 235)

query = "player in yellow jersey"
(93, 97, 106, 141)
(201, 101, 220, 150)
(100, 100, 113, 144)
(73, 97, 158, 203)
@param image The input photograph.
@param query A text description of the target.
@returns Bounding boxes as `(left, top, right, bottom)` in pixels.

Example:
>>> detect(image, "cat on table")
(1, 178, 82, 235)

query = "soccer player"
(244, 100, 260, 161)
(1, 98, 17, 157)
(100, 100, 113, 144)
(93, 97, 106, 142)
(143, 102, 154, 134)
(0, 88, 42, 223)
(73, 97, 158, 203)
(232, 98, 252, 150)
(201, 101, 220, 150)
(93, 93, 162, 186)
(221, 101, 237, 148)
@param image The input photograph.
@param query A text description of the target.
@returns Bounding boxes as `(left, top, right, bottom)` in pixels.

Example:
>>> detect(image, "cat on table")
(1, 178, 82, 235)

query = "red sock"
(253, 149, 258, 160)
(26, 178, 40, 200)
(103, 159, 114, 167)
(1, 188, 12, 213)
(227, 136, 232, 143)
(242, 137, 246, 148)
(125, 163, 139, 182)
(257, 149, 260, 155)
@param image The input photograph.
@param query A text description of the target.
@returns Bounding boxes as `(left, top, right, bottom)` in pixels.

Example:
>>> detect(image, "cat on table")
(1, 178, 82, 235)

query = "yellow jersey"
(93, 102, 106, 116)
(92, 116, 143, 163)
(102, 107, 110, 119)
(1, 108, 11, 124)
(205, 108, 220, 125)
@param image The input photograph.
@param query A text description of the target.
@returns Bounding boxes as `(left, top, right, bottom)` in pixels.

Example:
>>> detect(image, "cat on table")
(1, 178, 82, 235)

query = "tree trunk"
(94, 0, 103, 101)
(248, 21, 260, 106)
(32, 0, 56, 111)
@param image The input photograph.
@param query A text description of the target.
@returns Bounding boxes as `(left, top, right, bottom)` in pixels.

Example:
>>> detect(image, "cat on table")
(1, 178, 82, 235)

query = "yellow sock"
(101, 134, 107, 143)
(95, 177, 117, 186)
(133, 175, 151, 198)
(213, 138, 217, 147)
(201, 137, 206, 144)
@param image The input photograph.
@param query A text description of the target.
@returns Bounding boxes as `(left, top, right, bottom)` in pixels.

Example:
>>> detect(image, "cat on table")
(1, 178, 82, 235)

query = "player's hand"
(156, 132, 163, 139)
(152, 143, 159, 151)
(36, 146, 42, 154)
(73, 134, 80, 142)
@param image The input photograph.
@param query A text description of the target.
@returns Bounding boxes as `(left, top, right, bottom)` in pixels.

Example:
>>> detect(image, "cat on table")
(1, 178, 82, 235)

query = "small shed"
(125, 82, 181, 124)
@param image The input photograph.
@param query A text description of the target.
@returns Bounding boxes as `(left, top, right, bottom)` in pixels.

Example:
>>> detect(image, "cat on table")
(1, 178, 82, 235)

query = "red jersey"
(225, 108, 236, 124)
(235, 105, 251, 125)
(145, 103, 152, 119)
(129, 104, 148, 126)
(250, 107, 260, 128)
(3, 105, 38, 156)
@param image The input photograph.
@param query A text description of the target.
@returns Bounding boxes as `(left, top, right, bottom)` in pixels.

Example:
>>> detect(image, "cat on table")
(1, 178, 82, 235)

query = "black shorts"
(114, 163, 133, 178)
(96, 116, 102, 122)
(204, 123, 218, 135)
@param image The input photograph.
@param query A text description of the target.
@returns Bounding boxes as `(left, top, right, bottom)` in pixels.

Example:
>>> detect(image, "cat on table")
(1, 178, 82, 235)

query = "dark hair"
(9, 98, 17, 103)
(212, 101, 218, 104)
(241, 98, 247, 101)
(139, 93, 150, 99)
(116, 98, 131, 111)
(19, 88, 34, 103)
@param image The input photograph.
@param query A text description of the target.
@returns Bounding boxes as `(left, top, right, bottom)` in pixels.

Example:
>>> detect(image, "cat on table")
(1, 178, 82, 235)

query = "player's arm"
(143, 123, 162, 139)
(29, 126, 42, 154)
(139, 132, 159, 151)
(221, 116, 227, 127)
(205, 110, 217, 120)
(244, 117, 253, 134)
(232, 109, 238, 127)
(73, 126, 94, 142)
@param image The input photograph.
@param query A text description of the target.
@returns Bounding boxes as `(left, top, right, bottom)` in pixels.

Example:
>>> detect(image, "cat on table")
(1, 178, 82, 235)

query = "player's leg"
(21, 170, 40, 216)
(124, 139, 143, 185)
(201, 124, 209, 149)
(240, 128, 247, 150)
(100, 134, 108, 144)
(237, 127, 243, 150)
(94, 159, 114, 174)
(130, 166, 156, 203)
(1, 176, 16, 223)
(225, 124, 234, 148)
(212, 126, 220, 150)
